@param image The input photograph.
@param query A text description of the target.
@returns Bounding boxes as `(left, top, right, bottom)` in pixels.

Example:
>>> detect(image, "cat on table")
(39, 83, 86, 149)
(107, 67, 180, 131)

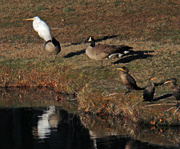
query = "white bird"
(26, 16, 61, 61)
(37, 106, 56, 139)
(26, 16, 52, 41)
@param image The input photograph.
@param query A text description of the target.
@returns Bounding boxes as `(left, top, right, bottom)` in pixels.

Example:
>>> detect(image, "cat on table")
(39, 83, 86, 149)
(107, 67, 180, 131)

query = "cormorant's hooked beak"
(117, 68, 125, 72)
(151, 77, 156, 81)
(164, 80, 171, 84)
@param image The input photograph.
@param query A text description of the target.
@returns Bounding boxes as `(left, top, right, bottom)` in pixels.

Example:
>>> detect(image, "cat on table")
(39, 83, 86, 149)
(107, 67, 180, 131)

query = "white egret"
(26, 16, 52, 41)
(26, 16, 61, 61)
(37, 106, 56, 139)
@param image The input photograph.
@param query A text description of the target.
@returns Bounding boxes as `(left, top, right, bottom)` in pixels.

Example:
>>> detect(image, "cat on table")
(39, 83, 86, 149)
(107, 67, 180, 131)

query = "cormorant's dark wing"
(126, 74, 138, 89)
(174, 85, 180, 100)
(143, 86, 155, 102)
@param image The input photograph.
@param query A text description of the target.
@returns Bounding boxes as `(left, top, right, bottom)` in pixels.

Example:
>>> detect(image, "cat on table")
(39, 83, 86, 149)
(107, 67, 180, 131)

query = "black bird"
(164, 78, 180, 106)
(117, 67, 142, 95)
(143, 77, 156, 102)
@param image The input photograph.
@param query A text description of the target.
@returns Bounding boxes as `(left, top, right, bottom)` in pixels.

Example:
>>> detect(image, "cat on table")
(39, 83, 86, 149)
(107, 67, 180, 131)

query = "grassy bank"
(1, 0, 179, 44)
(0, 39, 179, 125)
(0, 0, 180, 125)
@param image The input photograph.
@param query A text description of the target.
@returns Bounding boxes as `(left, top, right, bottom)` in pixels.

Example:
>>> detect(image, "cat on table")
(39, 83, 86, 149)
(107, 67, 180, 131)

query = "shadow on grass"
(64, 35, 121, 58)
(64, 49, 85, 58)
(64, 35, 119, 46)
(154, 94, 172, 102)
(94, 35, 118, 42)
(113, 51, 154, 64)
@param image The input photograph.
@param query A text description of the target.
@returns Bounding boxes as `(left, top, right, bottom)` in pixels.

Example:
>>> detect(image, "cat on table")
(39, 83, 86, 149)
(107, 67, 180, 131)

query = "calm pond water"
(0, 88, 180, 149)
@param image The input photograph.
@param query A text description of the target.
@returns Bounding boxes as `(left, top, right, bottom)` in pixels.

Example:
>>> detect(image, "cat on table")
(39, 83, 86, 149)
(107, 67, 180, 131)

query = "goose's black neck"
(90, 39, 95, 47)
(46, 39, 52, 43)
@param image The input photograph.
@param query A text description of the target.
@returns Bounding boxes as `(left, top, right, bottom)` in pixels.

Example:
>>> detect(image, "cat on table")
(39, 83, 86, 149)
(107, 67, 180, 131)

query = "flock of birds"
(26, 16, 180, 110)
(117, 67, 179, 107)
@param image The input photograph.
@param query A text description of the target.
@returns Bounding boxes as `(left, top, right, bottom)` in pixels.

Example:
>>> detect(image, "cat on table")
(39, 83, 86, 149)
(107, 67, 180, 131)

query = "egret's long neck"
(45, 35, 52, 42)
(33, 21, 39, 32)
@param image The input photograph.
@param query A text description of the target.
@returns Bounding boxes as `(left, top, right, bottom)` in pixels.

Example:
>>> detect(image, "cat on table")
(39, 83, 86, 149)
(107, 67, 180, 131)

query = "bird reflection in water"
(37, 106, 61, 139)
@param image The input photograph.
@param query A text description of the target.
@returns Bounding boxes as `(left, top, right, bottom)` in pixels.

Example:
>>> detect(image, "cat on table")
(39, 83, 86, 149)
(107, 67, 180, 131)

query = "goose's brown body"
(44, 37, 61, 61)
(44, 37, 61, 55)
(85, 36, 133, 60)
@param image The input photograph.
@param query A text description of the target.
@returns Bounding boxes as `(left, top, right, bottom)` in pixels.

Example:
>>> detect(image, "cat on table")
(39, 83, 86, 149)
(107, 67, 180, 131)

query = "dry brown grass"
(0, 0, 180, 124)
(0, 0, 179, 43)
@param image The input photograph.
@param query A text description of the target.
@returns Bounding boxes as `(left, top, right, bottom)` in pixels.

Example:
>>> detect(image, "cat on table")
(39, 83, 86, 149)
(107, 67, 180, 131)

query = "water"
(0, 88, 180, 149)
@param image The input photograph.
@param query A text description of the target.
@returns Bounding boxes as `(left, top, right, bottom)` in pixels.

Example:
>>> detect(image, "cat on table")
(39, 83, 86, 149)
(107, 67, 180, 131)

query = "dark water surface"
(0, 88, 180, 149)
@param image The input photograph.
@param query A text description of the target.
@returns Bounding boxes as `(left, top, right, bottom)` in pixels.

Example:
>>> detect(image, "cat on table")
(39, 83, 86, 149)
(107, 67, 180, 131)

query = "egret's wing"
(38, 21, 52, 41)
(33, 20, 52, 41)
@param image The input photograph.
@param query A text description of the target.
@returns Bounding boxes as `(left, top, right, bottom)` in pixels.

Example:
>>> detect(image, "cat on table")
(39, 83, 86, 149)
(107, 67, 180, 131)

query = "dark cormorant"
(143, 77, 156, 102)
(117, 67, 142, 95)
(164, 78, 180, 106)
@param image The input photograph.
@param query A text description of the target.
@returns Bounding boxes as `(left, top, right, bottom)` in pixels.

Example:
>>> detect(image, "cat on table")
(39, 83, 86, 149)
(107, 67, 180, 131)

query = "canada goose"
(85, 36, 133, 67)
(85, 36, 133, 59)
(164, 78, 180, 106)
(117, 67, 142, 95)
(44, 37, 61, 62)
(143, 77, 156, 102)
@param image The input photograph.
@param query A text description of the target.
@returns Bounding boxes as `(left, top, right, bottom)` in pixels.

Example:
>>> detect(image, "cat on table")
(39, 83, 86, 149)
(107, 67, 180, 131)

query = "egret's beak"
(26, 18, 34, 21)
(164, 80, 171, 84)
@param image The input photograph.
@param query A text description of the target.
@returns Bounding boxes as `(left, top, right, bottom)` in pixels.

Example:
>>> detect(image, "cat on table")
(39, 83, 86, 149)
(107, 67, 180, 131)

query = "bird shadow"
(64, 49, 85, 58)
(64, 35, 119, 47)
(154, 93, 172, 102)
(94, 35, 118, 42)
(113, 50, 154, 64)
(64, 35, 119, 58)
